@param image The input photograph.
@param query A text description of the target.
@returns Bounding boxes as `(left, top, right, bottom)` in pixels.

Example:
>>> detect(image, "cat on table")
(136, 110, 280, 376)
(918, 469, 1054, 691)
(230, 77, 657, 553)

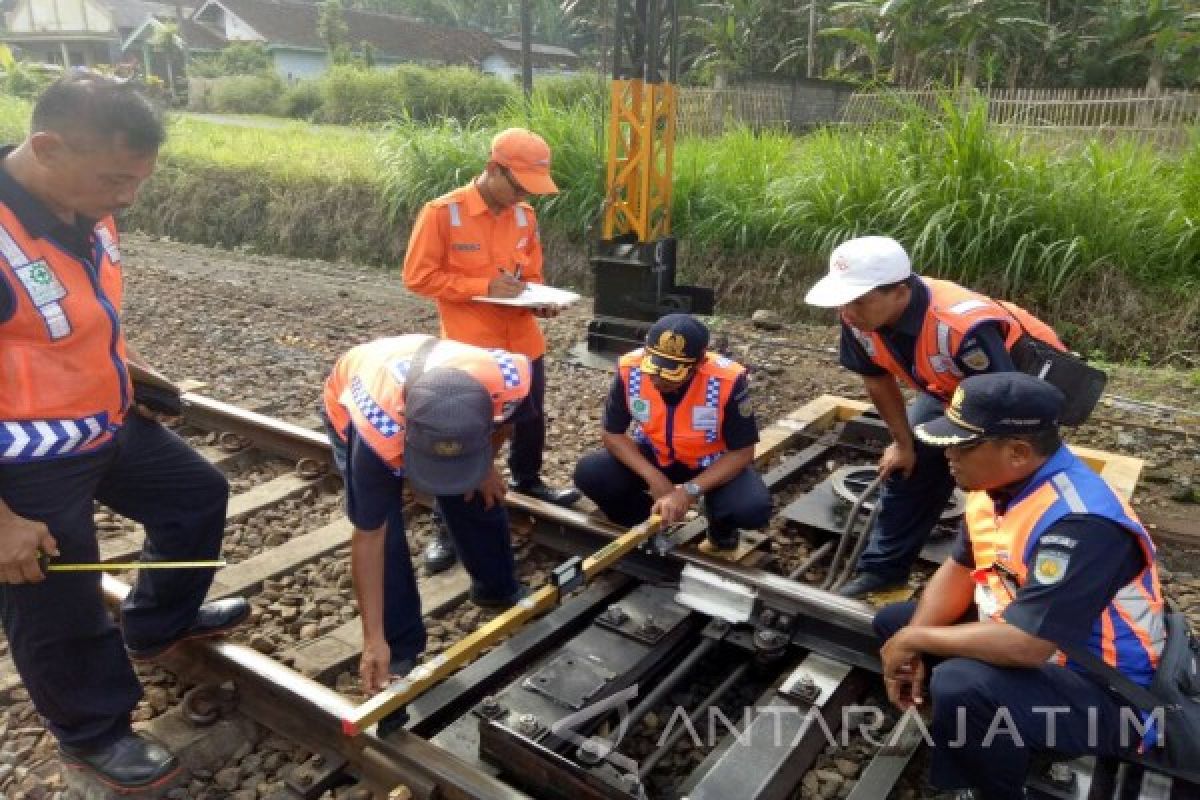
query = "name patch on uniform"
(1033, 550, 1070, 585)
(692, 406, 719, 432)
(452, 243, 481, 251)
(630, 397, 651, 423)
(15, 260, 67, 307)
(959, 347, 991, 372)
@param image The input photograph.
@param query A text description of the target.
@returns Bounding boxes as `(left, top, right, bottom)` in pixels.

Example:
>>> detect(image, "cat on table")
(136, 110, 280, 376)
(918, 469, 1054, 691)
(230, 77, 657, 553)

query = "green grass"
(3, 90, 1197, 357)
(0, 95, 27, 141)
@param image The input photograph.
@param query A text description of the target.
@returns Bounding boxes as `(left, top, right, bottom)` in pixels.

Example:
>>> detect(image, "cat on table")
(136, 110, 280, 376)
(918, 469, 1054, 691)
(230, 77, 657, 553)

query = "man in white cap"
(805, 236, 1065, 598)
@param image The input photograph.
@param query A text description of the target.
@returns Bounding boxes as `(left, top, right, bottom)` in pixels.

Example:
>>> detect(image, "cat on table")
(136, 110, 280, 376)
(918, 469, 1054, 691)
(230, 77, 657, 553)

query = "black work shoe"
(469, 583, 531, 611)
(60, 731, 180, 791)
(835, 573, 905, 599)
(509, 478, 582, 508)
(126, 597, 251, 661)
(707, 528, 740, 551)
(423, 526, 457, 574)
(376, 658, 414, 739)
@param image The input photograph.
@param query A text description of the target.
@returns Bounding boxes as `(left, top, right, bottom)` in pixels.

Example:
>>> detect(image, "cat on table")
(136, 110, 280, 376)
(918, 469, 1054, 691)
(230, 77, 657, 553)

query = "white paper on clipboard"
(473, 283, 581, 309)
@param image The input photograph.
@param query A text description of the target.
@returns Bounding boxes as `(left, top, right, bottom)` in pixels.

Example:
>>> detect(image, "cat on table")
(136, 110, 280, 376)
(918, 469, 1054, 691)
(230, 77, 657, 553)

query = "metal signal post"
(582, 0, 715, 361)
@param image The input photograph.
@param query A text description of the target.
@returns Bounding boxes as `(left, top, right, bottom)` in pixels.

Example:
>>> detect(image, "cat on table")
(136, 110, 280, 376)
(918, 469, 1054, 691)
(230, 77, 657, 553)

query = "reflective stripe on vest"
(514, 205, 528, 228)
(851, 277, 1064, 400)
(1, 413, 112, 461)
(618, 350, 742, 469)
(350, 376, 402, 438)
(966, 446, 1165, 685)
(448, 202, 462, 227)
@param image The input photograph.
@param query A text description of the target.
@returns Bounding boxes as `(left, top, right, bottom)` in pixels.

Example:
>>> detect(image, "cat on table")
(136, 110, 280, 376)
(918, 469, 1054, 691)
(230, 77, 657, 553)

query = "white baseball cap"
(804, 236, 912, 308)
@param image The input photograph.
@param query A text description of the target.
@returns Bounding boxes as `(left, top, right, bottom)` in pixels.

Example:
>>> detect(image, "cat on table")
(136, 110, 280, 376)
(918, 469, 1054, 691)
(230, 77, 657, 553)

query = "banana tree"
(935, 0, 1047, 89)
(1102, 0, 1200, 95)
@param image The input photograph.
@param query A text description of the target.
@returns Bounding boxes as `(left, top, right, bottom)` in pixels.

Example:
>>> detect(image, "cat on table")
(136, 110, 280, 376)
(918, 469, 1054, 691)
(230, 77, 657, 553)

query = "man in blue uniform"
(573, 314, 770, 550)
(874, 373, 1163, 800)
(805, 236, 1062, 598)
(0, 77, 247, 790)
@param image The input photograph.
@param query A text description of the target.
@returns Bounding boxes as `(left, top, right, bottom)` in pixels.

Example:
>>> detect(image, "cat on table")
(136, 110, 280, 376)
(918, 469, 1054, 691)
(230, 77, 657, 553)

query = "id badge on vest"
(14, 260, 71, 340)
(692, 406, 718, 432)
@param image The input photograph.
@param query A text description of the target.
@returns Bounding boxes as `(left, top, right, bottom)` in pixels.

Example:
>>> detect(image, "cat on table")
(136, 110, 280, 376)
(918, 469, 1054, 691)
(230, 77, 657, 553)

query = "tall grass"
(2, 89, 1196, 356)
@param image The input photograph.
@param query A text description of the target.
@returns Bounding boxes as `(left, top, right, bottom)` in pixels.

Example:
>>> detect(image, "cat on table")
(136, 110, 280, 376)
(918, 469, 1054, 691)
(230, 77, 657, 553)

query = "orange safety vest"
(402, 183, 546, 359)
(967, 446, 1165, 686)
(322, 334, 531, 472)
(846, 277, 1065, 401)
(0, 204, 130, 463)
(617, 349, 744, 469)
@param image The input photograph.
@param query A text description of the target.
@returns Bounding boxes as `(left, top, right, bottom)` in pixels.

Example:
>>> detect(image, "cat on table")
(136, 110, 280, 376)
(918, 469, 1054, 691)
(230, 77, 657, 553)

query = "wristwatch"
(680, 481, 702, 498)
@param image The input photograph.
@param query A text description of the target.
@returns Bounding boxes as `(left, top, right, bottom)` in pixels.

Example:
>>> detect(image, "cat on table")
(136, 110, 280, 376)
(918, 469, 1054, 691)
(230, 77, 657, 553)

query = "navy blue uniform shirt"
(602, 369, 759, 462)
(838, 277, 1014, 387)
(951, 489, 1143, 647)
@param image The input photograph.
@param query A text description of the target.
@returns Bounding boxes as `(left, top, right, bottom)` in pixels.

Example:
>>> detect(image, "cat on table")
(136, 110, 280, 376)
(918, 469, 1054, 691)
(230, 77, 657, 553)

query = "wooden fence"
(840, 88, 1200, 147)
(676, 87, 792, 136)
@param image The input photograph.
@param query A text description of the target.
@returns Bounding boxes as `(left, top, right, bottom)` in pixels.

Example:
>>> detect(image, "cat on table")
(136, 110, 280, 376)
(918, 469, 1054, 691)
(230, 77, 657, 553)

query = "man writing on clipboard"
(403, 127, 580, 574)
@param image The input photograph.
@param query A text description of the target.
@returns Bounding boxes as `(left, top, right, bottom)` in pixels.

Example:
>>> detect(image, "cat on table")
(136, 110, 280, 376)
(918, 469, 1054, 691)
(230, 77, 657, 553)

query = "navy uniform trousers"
(507, 355, 546, 486)
(573, 443, 772, 538)
(0, 413, 228, 748)
(858, 392, 958, 582)
(874, 603, 1136, 800)
(324, 424, 517, 665)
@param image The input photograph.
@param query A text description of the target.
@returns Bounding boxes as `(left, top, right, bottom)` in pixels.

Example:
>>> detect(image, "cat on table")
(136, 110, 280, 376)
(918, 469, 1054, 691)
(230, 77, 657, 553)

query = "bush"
(532, 72, 606, 109)
(277, 80, 325, 120)
(210, 74, 284, 115)
(189, 43, 272, 78)
(321, 65, 516, 125)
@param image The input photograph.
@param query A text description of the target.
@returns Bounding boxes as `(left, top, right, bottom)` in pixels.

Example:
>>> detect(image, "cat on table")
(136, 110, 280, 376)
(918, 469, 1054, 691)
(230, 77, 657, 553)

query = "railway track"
(28, 388, 1195, 800)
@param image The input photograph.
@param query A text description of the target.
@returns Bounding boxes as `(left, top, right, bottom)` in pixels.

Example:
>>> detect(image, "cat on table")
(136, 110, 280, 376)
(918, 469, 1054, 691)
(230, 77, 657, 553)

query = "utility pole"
(806, 0, 816, 78)
(520, 0, 533, 98)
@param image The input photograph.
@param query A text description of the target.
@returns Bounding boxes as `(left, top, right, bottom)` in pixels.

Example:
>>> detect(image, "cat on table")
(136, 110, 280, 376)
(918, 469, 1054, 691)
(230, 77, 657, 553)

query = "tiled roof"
(199, 0, 497, 64)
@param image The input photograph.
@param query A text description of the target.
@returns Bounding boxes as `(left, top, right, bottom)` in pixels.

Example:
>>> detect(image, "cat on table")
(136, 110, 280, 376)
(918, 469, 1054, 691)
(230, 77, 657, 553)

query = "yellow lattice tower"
(604, 78, 677, 243)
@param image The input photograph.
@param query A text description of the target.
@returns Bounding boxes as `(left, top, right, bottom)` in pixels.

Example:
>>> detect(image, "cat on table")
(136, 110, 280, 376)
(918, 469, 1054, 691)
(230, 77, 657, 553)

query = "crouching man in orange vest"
(874, 373, 1164, 800)
(321, 334, 532, 733)
(805, 236, 1065, 598)
(573, 314, 771, 551)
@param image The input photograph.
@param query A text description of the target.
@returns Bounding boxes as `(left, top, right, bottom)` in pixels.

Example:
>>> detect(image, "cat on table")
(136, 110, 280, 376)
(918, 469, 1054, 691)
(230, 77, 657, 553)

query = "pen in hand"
(489, 267, 525, 299)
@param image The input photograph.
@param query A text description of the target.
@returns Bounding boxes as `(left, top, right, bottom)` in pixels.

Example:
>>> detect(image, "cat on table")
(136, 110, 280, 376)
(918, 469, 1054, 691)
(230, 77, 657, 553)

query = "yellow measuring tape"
(42, 559, 226, 572)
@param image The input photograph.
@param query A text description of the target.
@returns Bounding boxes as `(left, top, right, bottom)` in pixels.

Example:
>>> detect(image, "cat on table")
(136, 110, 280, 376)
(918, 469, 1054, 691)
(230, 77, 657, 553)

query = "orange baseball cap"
(490, 128, 558, 195)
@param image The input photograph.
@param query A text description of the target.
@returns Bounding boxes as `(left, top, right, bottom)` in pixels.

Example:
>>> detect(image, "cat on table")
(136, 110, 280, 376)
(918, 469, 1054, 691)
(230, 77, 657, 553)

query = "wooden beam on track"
(285, 568, 472, 681)
(207, 519, 353, 600)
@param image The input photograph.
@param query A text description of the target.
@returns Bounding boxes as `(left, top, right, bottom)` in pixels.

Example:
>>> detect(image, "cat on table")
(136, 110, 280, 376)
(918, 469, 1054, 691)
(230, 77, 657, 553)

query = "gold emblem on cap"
(656, 330, 688, 358)
(433, 441, 463, 456)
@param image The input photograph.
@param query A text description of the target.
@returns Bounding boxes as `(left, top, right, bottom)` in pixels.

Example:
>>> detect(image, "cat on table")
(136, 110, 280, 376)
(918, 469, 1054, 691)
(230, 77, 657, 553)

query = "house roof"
(194, 0, 497, 63)
(493, 39, 579, 61)
(179, 15, 223, 49)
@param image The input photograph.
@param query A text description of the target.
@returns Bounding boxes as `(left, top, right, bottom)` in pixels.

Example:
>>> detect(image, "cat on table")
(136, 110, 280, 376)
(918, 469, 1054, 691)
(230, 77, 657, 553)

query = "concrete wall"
(737, 77, 858, 130)
(271, 49, 326, 81)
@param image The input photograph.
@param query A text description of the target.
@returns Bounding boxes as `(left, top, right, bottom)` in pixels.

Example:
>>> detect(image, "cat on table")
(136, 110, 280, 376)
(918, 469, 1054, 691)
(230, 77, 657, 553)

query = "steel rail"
(180, 392, 878, 641)
(99, 575, 530, 800)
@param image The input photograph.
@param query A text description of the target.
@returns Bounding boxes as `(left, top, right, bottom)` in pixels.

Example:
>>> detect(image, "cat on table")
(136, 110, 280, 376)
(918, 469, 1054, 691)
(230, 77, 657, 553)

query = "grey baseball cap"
(404, 367, 494, 496)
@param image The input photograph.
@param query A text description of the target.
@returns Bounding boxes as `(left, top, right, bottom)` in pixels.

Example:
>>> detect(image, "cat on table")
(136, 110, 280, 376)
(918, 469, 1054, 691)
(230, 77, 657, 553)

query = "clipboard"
(473, 283, 581, 309)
